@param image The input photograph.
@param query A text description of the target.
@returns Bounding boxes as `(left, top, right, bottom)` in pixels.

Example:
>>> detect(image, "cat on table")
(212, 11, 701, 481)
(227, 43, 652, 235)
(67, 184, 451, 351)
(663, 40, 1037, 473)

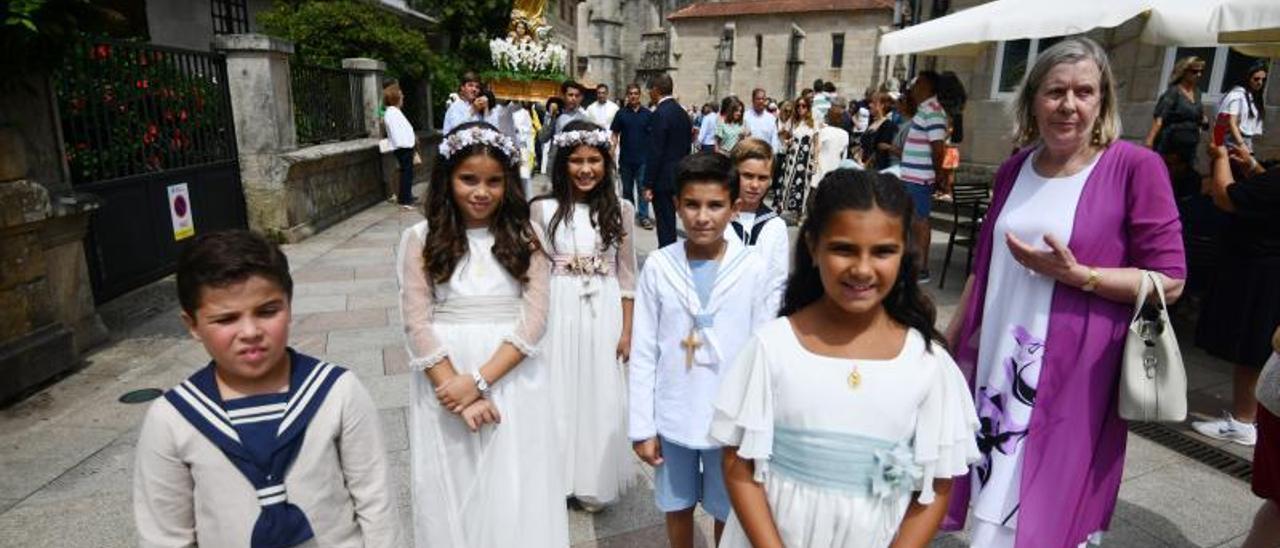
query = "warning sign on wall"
(168, 183, 195, 241)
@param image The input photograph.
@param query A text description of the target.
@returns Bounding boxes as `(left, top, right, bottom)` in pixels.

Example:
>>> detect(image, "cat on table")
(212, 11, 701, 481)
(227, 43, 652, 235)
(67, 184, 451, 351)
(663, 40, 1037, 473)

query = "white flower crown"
(437, 127, 521, 166)
(553, 129, 611, 150)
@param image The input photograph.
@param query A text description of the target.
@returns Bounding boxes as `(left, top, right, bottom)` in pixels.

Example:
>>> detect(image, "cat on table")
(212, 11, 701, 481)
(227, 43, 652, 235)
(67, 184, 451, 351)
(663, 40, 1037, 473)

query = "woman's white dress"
(968, 148, 1097, 546)
(711, 318, 980, 548)
(397, 223, 568, 548)
(533, 199, 638, 505)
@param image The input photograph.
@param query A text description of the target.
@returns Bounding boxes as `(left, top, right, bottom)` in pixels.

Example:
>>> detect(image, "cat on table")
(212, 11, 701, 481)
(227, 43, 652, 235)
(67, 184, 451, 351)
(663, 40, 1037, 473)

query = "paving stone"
(347, 292, 399, 311)
(0, 499, 18, 514)
(379, 407, 408, 452)
(0, 426, 118, 499)
(294, 278, 398, 297)
(291, 266, 355, 283)
(23, 438, 134, 505)
(568, 470, 663, 544)
(359, 373, 411, 410)
(322, 349, 384, 381)
(291, 294, 348, 314)
(0, 487, 136, 548)
(1122, 432, 1187, 481)
(290, 332, 328, 356)
(328, 326, 405, 353)
(354, 264, 395, 280)
(382, 345, 410, 375)
(1115, 461, 1255, 546)
(292, 308, 388, 334)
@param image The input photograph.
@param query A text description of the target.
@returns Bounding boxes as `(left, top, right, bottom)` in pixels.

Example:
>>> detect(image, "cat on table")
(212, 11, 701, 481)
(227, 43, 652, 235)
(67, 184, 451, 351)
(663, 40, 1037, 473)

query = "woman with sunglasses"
(1144, 56, 1208, 170)
(774, 97, 820, 220)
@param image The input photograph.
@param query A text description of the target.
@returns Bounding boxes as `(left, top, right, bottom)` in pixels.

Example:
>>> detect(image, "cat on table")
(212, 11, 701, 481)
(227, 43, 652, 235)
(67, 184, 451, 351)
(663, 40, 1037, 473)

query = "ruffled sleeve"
(396, 223, 449, 371)
(710, 335, 775, 482)
(911, 346, 981, 504)
(616, 200, 638, 299)
(505, 224, 551, 356)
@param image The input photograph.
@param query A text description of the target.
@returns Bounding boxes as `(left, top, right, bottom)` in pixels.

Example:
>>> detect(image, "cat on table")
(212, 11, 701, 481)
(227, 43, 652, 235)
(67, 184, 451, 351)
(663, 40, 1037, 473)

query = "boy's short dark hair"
(177, 230, 293, 318)
(676, 151, 739, 201)
(561, 79, 585, 95)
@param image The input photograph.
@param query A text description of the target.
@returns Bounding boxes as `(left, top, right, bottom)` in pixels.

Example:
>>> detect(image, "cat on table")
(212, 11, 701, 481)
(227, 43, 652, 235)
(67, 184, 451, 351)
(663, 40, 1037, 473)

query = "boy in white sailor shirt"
(726, 137, 790, 309)
(132, 230, 401, 548)
(629, 152, 774, 547)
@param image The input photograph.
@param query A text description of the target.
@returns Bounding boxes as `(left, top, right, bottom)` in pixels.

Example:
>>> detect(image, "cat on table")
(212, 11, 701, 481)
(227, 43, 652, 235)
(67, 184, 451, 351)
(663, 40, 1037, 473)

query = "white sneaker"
(1191, 412, 1258, 446)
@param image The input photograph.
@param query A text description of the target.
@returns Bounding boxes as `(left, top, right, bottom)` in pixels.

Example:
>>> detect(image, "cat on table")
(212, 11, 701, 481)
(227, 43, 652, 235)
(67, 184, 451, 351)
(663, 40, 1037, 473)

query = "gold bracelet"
(1081, 268, 1101, 292)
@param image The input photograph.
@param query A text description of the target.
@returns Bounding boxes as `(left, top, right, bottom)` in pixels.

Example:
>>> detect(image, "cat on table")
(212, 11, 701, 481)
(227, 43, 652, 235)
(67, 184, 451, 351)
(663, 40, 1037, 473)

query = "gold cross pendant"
(847, 367, 862, 389)
(681, 329, 701, 371)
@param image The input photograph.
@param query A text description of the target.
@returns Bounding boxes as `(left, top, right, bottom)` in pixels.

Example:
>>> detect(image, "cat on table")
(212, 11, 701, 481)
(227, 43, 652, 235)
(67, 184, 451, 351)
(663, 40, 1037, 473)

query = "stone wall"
(145, 0, 274, 52)
(268, 139, 386, 242)
(670, 10, 892, 107)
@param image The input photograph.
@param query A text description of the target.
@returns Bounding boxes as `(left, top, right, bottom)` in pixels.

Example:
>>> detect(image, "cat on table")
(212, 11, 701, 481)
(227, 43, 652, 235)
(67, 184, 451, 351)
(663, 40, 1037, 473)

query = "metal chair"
(938, 180, 990, 290)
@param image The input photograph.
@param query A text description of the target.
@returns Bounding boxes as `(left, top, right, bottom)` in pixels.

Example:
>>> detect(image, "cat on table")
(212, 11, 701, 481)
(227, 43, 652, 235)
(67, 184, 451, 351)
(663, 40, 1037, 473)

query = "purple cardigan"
(943, 141, 1186, 546)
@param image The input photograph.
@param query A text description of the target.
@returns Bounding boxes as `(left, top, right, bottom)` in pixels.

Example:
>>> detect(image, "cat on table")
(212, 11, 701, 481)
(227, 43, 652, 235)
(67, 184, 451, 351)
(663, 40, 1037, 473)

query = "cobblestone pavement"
(0, 179, 1262, 547)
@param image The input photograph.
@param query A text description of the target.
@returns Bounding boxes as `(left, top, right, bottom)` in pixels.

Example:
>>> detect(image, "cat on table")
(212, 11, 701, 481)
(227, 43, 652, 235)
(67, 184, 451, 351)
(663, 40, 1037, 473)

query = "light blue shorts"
(653, 437, 731, 521)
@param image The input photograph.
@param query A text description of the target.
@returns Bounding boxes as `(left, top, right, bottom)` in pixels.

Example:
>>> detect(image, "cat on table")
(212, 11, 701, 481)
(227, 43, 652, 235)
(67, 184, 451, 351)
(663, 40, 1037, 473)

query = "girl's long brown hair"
(422, 122, 537, 285)
(534, 120, 625, 253)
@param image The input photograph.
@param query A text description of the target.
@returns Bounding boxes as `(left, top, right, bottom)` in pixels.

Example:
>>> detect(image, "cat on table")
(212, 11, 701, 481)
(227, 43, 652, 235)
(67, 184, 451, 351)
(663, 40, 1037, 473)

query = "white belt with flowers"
(551, 254, 614, 317)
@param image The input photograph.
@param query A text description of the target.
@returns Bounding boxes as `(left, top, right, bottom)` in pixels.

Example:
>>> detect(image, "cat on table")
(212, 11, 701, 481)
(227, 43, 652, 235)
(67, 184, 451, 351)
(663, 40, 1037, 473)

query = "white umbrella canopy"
(878, 0, 1224, 57)
(1210, 0, 1280, 57)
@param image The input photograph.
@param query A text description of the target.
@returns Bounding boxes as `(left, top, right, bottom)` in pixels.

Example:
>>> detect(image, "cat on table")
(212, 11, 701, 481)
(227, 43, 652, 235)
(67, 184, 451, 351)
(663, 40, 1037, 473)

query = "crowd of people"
(128, 35, 1278, 548)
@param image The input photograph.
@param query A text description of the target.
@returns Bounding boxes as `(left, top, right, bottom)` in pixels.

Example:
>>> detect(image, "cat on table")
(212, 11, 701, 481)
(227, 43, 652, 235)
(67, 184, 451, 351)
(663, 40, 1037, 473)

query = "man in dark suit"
(642, 73, 692, 247)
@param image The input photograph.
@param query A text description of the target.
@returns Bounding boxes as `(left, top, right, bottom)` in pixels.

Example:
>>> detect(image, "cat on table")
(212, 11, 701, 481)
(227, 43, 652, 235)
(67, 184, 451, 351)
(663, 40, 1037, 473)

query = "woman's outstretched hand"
(1005, 232, 1088, 287)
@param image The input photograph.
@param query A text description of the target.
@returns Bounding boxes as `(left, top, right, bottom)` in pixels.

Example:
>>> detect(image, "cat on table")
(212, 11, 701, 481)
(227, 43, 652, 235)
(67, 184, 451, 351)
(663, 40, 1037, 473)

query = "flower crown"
(437, 127, 520, 166)
(553, 129, 611, 150)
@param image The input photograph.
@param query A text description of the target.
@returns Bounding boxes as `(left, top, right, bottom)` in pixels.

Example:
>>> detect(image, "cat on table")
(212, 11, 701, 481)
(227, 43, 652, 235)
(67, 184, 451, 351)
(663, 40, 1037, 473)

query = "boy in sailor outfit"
(629, 152, 776, 547)
(132, 230, 401, 548)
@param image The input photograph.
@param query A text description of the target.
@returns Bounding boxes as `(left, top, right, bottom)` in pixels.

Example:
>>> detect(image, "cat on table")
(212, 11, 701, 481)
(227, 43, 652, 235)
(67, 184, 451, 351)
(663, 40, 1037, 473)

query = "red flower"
(75, 142, 89, 151)
(91, 44, 111, 60)
(135, 79, 149, 90)
(178, 109, 189, 122)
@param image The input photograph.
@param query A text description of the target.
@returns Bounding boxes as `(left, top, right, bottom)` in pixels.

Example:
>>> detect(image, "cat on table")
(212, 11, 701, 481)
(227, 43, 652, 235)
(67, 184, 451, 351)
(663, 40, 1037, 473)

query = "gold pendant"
(847, 369, 862, 389)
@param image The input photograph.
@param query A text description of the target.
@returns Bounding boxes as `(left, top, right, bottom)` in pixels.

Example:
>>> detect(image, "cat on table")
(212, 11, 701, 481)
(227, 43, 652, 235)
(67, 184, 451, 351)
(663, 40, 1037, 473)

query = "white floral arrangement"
(552, 129, 611, 149)
(489, 36, 568, 77)
(437, 127, 521, 166)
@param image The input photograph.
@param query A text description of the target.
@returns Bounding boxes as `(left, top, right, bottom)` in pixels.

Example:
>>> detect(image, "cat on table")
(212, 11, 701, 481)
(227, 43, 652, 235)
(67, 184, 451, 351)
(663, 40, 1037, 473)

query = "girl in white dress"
(712, 169, 980, 548)
(532, 120, 638, 510)
(397, 122, 568, 547)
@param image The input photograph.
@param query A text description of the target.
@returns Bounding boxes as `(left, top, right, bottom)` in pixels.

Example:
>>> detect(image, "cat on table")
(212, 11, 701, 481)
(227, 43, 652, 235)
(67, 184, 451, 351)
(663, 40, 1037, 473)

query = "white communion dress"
(533, 199, 639, 506)
(397, 222, 568, 548)
(711, 318, 980, 548)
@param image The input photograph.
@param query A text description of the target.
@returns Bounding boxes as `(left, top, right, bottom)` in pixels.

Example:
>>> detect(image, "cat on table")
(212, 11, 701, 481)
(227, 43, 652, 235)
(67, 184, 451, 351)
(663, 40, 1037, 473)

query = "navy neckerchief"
(164, 349, 347, 548)
(730, 205, 778, 246)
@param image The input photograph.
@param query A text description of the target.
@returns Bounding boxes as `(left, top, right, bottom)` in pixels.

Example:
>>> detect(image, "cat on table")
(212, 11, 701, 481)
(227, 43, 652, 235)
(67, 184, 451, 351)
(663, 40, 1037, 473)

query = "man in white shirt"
(586, 83, 620, 129)
(442, 72, 482, 134)
(742, 88, 778, 153)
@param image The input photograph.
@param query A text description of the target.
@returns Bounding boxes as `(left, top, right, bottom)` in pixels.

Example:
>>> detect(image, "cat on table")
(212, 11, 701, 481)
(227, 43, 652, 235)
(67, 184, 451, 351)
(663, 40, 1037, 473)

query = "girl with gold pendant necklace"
(713, 169, 980, 548)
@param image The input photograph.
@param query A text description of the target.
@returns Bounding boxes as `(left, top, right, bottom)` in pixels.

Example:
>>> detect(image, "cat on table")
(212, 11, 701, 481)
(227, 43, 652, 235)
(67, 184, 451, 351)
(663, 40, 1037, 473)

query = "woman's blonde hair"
(1011, 36, 1121, 147)
(1170, 56, 1205, 86)
(383, 83, 404, 108)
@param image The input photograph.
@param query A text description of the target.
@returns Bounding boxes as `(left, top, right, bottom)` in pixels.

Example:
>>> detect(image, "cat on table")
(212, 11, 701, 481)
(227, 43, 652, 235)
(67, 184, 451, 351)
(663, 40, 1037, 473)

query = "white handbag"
(378, 138, 394, 154)
(1118, 270, 1187, 422)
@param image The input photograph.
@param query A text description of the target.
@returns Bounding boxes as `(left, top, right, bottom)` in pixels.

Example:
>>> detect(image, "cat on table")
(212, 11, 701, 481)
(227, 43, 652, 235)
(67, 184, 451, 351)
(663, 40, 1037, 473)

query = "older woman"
(382, 83, 417, 210)
(1144, 56, 1207, 168)
(942, 37, 1186, 547)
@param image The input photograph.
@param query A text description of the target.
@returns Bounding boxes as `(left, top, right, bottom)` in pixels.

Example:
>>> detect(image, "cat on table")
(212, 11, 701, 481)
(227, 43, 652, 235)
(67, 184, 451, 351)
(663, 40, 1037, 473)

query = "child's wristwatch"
(472, 370, 491, 396)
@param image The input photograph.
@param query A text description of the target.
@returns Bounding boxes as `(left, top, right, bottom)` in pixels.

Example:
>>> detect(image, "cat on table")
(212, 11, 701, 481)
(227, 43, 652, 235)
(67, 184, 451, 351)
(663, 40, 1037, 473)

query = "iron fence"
(54, 37, 238, 185)
(292, 63, 365, 145)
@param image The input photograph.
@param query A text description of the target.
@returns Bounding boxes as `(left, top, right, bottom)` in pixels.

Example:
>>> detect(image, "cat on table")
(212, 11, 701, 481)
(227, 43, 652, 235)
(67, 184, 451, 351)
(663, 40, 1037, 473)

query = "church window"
(831, 33, 845, 68)
(212, 0, 249, 35)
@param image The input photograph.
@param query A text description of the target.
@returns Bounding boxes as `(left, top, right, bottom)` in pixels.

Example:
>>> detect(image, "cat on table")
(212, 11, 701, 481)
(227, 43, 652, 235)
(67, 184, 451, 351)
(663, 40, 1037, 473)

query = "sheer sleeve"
(911, 346, 981, 505)
(710, 334, 775, 482)
(505, 226, 551, 356)
(617, 199, 638, 298)
(396, 223, 449, 371)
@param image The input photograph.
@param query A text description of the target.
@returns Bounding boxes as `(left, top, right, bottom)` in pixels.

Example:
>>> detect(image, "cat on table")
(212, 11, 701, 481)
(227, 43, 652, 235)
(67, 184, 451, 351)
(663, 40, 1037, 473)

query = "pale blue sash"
(770, 426, 923, 500)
